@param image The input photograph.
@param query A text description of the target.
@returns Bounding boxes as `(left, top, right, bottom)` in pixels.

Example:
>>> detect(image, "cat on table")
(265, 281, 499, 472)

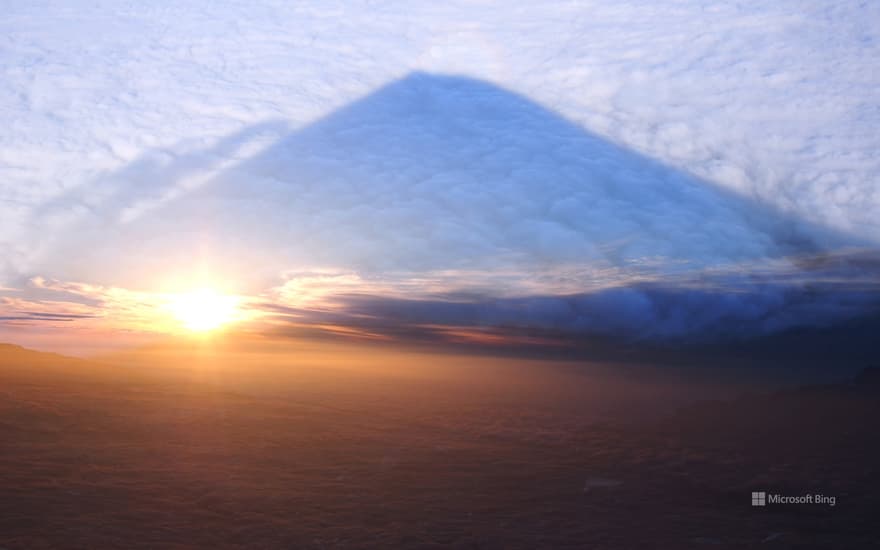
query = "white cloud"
(1, 1, 878, 342)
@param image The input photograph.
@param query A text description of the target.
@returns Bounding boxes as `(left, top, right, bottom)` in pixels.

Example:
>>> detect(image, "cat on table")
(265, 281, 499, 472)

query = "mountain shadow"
(31, 72, 880, 362)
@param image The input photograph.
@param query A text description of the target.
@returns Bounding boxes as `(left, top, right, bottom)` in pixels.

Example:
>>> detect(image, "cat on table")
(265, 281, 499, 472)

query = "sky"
(1, 1, 879, 356)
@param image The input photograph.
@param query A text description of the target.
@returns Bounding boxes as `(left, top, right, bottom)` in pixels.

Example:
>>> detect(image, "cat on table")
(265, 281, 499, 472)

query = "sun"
(167, 288, 240, 332)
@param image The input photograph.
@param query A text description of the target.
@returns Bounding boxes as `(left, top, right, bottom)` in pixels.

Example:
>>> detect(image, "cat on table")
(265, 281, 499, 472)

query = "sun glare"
(167, 288, 240, 332)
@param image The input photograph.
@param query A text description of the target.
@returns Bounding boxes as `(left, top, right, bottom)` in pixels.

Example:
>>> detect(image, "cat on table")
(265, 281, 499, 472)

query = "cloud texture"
(1, 2, 879, 349)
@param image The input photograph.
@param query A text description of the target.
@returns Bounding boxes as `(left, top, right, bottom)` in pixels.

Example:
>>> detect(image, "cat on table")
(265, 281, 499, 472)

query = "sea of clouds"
(1, 1, 878, 342)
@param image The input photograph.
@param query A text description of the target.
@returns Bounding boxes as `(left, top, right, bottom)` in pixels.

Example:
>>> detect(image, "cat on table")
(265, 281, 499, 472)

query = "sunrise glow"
(167, 288, 240, 332)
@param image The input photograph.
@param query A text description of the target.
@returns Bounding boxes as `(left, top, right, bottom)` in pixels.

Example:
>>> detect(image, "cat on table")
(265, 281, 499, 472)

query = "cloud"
(257, 249, 880, 345)
(4, 248, 880, 358)
(0, 277, 259, 336)
(19, 74, 859, 285)
(1, 72, 877, 350)
(2, 2, 879, 289)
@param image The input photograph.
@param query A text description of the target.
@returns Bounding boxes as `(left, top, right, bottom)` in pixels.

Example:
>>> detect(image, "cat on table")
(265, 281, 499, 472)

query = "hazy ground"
(1, 339, 877, 548)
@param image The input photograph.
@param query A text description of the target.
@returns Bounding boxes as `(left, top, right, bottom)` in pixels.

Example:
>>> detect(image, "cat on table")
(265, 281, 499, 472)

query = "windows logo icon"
(752, 491, 766, 506)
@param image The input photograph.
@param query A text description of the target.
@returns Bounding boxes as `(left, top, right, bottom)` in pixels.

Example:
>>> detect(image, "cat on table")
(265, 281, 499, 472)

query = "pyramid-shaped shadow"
(176, 72, 838, 273)
(33, 72, 878, 350)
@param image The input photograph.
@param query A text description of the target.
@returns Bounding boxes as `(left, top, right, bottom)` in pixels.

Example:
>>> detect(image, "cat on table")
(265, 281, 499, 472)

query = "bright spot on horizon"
(167, 288, 240, 332)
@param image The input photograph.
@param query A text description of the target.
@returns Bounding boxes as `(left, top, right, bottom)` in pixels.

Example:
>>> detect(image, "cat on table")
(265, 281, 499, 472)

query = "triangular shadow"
(28, 72, 879, 354)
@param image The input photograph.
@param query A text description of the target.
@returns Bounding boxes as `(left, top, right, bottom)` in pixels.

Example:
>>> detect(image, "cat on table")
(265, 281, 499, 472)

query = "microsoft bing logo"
(751, 490, 836, 507)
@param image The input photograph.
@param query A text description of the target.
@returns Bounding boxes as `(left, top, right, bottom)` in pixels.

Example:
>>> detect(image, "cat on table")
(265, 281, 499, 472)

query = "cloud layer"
(26, 74, 854, 280)
(1, 2, 879, 352)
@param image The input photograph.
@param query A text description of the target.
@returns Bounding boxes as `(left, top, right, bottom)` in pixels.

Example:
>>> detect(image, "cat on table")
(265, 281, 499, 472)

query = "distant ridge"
(0, 342, 78, 362)
(0, 342, 95, 375)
